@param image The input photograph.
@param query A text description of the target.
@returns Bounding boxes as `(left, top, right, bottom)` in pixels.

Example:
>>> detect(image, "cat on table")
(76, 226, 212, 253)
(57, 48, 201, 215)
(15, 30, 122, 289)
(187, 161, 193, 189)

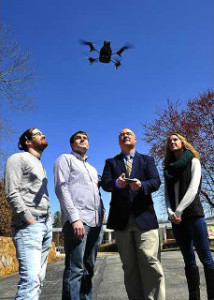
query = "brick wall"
(0, 236, 56, 278)
(0, 181, 13, 237)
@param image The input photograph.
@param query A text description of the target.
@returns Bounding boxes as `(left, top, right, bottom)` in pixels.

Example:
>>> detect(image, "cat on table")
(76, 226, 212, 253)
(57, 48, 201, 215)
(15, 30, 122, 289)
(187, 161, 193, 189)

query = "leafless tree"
(0, 24, 36, 176)
(142, 91, 214, 213)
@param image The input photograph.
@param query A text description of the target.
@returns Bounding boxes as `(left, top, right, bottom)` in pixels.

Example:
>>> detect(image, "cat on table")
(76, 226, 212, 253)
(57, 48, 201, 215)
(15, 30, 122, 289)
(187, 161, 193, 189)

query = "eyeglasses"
(31, 132, 43, 138)
(119, 132, 134, 137)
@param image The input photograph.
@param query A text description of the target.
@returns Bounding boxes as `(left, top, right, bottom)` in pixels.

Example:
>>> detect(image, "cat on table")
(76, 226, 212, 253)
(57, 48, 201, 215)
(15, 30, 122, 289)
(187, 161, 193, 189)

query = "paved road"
(0, 251, 211, 300)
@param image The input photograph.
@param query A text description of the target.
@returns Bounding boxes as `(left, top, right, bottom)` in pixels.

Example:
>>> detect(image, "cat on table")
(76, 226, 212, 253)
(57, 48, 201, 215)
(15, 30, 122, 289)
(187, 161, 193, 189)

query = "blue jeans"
(62, 222, 103, 300)
(13, 215, 53, 300)
(172, 217, 214, 269)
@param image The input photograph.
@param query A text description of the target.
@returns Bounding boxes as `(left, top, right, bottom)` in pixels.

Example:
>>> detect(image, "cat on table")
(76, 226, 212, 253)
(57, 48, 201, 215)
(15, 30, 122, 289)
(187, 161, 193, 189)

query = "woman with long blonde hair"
(163, 133, 214, 300)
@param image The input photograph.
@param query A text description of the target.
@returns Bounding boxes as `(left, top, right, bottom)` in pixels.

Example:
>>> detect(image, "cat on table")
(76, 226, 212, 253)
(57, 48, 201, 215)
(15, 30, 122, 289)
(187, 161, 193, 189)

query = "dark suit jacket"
(101, 151, 161, 231)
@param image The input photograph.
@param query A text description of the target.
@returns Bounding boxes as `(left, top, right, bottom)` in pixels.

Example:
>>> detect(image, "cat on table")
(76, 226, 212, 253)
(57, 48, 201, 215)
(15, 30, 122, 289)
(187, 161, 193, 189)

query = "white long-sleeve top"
(165, 158, 201, 219)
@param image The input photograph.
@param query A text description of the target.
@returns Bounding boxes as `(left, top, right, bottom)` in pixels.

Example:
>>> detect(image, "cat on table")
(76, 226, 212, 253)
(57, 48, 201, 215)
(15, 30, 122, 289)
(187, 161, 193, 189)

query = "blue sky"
(1, 0, 213, 219)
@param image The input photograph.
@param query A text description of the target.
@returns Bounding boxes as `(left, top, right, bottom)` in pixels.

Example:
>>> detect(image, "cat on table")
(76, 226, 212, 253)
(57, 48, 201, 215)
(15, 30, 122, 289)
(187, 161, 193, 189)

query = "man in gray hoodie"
(4, 127, 52, 300)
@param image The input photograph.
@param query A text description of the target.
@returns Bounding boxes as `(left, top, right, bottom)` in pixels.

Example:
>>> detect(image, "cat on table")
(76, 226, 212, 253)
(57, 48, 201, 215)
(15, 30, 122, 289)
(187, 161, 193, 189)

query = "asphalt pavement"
(0, 251, 211, 300)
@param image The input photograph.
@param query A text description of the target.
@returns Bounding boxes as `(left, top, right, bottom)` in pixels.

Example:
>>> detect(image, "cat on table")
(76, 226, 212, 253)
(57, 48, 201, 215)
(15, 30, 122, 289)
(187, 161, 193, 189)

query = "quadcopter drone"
(80, 40, 132, 69)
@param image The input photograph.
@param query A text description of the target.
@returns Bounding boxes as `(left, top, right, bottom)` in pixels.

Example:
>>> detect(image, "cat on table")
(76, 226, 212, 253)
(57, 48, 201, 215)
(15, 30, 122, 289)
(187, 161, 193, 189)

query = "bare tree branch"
(0, 24, 36, 111)
(0, 23, 36, 176)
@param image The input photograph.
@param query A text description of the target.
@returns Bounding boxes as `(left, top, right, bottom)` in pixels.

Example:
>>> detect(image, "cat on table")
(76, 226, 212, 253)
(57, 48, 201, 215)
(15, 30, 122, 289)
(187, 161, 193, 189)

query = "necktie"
(126, 155, 132, 177)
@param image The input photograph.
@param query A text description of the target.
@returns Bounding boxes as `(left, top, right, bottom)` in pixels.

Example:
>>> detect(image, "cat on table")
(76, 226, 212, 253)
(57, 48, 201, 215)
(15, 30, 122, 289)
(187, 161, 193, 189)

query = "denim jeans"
(13, 214, 53, 300)
(172, 217, 214, 269)
(62, 222, 103, 300)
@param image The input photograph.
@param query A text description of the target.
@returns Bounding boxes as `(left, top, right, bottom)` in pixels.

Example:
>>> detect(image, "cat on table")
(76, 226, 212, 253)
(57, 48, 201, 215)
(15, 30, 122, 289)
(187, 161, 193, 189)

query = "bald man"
(101, 128, 165, 300)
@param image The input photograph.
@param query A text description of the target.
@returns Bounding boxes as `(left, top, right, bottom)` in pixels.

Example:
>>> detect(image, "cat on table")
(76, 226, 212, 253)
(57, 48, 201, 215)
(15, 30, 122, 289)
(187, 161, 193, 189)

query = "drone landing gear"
(111, 59, 121, 69)
(88, 57, 121, 69)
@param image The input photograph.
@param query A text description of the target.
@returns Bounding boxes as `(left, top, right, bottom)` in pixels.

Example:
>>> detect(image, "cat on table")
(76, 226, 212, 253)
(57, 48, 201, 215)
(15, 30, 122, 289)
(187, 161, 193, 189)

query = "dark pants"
(172, 217, 214, 269)
(62, 222, 103, 300)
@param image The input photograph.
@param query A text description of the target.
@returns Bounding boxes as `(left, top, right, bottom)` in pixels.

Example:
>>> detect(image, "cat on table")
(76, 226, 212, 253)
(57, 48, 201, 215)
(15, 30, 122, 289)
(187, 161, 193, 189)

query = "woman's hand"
(171, 213, 181, 224)
(27, 217, 36, 225)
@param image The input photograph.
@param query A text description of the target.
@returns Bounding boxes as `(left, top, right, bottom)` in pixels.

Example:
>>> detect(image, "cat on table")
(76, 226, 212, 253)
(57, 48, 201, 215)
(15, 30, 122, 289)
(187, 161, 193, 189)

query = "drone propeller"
(79, 39, 97, 52)
(116, 43, 133, 57)
(88, 57, 98, 64)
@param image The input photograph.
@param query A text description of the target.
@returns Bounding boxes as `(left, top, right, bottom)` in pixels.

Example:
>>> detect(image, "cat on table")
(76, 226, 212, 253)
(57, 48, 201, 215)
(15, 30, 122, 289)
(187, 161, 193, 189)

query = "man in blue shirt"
(54, 130, 104, 300)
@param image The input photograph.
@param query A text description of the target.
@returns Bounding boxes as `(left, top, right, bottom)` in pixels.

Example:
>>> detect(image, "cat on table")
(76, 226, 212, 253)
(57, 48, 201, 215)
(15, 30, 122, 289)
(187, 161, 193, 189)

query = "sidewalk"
(92, 251, 208, 300)
(0, 251, 210, 300)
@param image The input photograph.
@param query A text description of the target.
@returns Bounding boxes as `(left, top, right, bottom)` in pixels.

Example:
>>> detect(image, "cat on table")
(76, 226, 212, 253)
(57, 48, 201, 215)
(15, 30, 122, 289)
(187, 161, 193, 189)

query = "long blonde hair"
(163, 133, 199, 167)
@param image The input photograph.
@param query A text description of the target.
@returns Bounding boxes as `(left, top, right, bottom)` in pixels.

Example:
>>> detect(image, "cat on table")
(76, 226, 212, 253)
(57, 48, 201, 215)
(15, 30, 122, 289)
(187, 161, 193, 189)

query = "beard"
(40, 140, 48, 150)
(32, 139, 48, 152)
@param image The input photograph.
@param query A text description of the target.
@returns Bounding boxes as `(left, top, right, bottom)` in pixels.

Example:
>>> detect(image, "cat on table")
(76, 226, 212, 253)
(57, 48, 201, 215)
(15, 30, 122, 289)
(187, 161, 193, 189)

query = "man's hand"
(129, 179, 142, 191)
(171, 213, 181, 224)
(27, 217, 36, 225)
(72, 220, 85, 240)
(117, 173, 128, 188)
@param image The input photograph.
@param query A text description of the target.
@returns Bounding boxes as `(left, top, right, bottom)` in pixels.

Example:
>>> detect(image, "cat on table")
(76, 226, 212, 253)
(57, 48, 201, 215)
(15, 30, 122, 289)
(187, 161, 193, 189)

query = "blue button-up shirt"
(54, 151, 103, 227)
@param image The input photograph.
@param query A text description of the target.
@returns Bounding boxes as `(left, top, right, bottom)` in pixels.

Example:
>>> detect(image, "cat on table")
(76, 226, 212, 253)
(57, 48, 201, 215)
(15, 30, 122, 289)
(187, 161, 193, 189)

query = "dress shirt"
(122, 151, 136, 165)
(54, 151, 103, 227)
